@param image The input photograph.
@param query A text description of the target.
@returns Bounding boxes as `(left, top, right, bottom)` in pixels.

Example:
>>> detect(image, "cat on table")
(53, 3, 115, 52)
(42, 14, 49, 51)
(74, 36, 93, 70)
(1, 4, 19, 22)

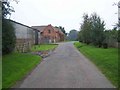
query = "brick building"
(32, 24, 64, 43)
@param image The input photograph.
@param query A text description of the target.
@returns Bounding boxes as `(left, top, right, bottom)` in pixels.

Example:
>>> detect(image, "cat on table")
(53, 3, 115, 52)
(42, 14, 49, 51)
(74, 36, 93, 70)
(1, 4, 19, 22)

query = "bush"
(2, 19, 16, 55)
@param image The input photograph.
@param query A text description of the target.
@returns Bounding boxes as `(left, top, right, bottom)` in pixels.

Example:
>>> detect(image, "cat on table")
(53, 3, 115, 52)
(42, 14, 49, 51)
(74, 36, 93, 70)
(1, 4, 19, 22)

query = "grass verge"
(74, 42, 118, 87)
(31, 44, 58, 51)
(2, 53, 42, 88)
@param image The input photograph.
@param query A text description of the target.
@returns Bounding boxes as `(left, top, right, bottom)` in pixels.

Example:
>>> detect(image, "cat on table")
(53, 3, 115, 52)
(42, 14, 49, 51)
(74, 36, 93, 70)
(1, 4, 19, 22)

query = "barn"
(32, 24, 65, 44)
(10, 20, 40, 52)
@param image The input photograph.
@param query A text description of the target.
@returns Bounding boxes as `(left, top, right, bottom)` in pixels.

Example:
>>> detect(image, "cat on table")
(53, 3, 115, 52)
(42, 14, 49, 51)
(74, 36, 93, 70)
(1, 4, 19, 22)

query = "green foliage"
(67, 29, 78, 41)
(74, 42, 118, 87)
(90, 13, 105, 47)
(55, 26, 67, 35)
(80, 14, 92, 44)
(2, 19, 16, 55)
(78, 31, 83, 42)
(2, 0, 15, 19)
(118, 30, 120, 42)
(2, 1, 16, 55)
(104, 29, 118, 47)
(79, 13, 119, 48)
(78, 13, 105, 47)
(2, 53, 41, 88)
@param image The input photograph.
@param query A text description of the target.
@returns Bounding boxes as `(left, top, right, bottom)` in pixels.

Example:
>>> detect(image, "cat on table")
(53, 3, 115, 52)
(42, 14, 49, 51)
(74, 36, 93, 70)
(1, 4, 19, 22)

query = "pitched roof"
(54, 27, 64, 35)
(31, 26, 46, 32)
(9, 19, 39, 31)
(53, 27, 59, 32)
(32, 25, 64, 35)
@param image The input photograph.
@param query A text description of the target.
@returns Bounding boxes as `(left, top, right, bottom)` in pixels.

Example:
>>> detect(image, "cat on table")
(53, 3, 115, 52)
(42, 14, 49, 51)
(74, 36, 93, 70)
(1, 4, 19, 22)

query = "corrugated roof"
(9, 19, 39, 31)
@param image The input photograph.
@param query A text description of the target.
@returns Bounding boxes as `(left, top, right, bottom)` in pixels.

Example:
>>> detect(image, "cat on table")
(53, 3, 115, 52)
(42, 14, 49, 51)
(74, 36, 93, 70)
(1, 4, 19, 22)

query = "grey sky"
(10, 0, 119, 33)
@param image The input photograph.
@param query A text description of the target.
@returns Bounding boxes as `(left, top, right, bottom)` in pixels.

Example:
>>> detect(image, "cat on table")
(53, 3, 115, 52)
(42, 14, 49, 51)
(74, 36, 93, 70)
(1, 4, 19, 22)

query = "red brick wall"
(41, 25, 64, 43)
(44, 25, 55, 37)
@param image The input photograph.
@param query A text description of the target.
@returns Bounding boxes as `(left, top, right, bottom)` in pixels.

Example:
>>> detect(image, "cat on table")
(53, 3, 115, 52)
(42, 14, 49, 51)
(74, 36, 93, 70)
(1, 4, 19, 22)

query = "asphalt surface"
(18, 42, 115, 88)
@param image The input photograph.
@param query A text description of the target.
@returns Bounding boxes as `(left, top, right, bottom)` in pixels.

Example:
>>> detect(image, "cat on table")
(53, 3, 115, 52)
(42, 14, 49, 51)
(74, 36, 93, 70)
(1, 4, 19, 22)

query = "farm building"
(8, 20, 65, 52)
(10, 20, 40, 52)
(32, 24, 65, 43)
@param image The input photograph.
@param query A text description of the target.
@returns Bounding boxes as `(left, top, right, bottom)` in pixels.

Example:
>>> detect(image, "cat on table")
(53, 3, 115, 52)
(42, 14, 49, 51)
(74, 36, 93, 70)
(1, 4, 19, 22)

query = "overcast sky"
(10, 0, 119, 33)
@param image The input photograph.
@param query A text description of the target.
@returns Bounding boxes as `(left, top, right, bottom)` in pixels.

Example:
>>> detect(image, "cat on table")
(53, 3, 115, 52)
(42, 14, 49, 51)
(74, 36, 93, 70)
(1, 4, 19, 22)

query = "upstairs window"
(48, 29, 51, 33)
(41, 32, 43, 35)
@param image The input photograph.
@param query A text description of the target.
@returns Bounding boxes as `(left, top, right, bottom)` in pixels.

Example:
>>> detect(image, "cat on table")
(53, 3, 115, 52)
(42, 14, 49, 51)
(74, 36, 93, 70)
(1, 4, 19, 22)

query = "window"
(41, 32, 43, 35)
(48, 29, 51, 33)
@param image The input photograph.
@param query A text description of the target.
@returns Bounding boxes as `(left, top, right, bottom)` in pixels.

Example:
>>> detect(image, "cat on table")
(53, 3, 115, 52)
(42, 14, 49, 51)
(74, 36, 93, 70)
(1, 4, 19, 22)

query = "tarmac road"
(18, 42, 115, 88)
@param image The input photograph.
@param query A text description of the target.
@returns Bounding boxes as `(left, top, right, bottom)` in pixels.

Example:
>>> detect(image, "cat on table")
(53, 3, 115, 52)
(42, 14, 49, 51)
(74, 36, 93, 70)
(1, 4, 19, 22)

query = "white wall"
(14, 23, 28, 39)
(11, 21, 36, 45)
(11, 22, 28, 39)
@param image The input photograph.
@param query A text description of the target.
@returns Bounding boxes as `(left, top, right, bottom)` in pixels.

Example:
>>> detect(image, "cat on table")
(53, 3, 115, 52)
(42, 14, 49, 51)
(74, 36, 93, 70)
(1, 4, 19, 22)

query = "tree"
(2, 0, 15, 19)
(2, 0, 16, 54)
(118, 29, 120, 42)
(2, 19, 16, 54)
(68, 29, 78, 41)
(55, 26, 67, 36)
(80, 13, 92, 44)
(104, 29, 118, 47)
(90, 13, 105, 47)
(78, 30, 83, 42)
(78, 13, 105, 47)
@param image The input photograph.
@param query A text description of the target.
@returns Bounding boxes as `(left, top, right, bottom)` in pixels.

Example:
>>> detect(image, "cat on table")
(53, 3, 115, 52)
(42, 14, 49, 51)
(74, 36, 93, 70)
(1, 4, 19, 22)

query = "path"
(17, 42, 115, 88)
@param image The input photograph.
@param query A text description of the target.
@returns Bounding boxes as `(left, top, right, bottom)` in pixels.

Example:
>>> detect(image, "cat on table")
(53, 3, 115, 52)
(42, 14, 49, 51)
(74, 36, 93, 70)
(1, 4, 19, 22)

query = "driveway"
(17, 42, 115, 88)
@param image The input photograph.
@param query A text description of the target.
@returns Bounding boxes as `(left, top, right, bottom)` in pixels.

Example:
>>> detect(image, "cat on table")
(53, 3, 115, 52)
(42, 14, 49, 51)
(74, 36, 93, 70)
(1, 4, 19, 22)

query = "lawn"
(2, 44, 58, 88)
(31, 44, 58, 51)
(74, 42, 118, 87)
(2, 53, 42, 88)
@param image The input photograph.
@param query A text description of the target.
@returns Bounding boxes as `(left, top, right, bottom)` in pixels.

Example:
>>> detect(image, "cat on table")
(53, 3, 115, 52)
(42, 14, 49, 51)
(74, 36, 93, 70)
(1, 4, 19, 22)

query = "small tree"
(79, 13, 93, 44)
(56, 26, 67, 36)
(2, 19, 16, 54)
(2, 0, 16, 55)
(78, 30, 85, 43)
(78, 13, 105, 47)
(68, 29, 78, 41)
(118, 30, 120, 42)
(90, 13, 105, 47)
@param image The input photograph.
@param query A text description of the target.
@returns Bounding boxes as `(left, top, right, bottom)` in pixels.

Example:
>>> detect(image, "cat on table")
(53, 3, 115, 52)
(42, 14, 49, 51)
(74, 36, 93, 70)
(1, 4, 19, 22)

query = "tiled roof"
(31, 26, 46, 32)
(32, 25, 64, 35)
(54, 27, 64, 35)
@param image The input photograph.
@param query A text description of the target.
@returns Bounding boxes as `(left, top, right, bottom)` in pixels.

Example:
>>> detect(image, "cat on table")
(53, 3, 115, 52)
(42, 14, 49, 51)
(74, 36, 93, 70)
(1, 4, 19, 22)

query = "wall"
(41, 25, 56, 43)
(40, 25, 64, 43)
(11, 21, 36, 52)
